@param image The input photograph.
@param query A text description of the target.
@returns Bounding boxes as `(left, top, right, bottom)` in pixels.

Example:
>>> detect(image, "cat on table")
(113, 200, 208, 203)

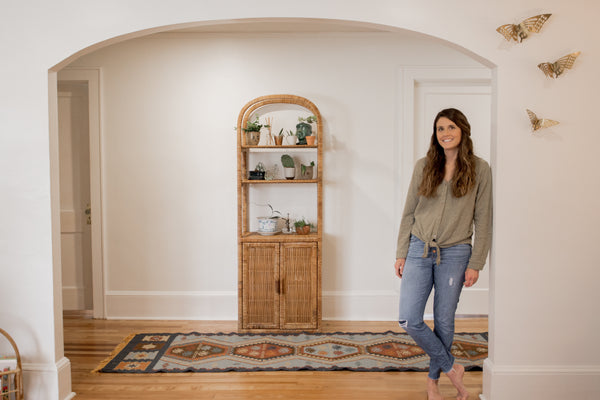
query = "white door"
(398, 67, 492, 315)
(58, 82, 93, 310)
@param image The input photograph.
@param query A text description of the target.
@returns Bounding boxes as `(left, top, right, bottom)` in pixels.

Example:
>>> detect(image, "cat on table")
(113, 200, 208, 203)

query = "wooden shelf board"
(242, 179, 318, 184)
(242, 146, 317, 153)
(241, 232, 319, 242)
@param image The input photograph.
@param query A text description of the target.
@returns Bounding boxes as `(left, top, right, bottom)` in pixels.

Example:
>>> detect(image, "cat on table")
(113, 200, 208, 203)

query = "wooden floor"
(64, 313, 487, 399)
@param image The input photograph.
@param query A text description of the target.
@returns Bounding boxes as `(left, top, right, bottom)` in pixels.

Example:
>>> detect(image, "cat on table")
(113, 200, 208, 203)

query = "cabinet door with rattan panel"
(280, 242, 318, 330)
(242, 243, 280, 330)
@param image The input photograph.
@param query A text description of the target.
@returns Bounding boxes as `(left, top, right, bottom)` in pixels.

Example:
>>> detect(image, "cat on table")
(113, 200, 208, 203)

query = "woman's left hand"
(464, 268, 479, 287)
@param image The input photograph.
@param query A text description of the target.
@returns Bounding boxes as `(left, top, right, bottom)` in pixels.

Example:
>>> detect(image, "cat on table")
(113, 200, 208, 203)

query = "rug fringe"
(92, 332, 137, 374)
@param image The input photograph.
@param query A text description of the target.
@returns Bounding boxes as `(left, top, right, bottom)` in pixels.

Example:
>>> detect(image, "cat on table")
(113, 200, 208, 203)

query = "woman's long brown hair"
(418, 108, 476, 198)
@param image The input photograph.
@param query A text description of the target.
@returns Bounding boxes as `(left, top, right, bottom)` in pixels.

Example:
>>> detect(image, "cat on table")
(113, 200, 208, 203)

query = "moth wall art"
(497, 14, 552, 43)
(538, 52, 581, 78)
(526, 109, 559, 132)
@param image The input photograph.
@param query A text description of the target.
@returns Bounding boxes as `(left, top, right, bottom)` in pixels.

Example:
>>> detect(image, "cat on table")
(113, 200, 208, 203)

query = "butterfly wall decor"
(538, 52, 581, 78)
(526, 109, 559, 132)
(497, 14, 552, 43)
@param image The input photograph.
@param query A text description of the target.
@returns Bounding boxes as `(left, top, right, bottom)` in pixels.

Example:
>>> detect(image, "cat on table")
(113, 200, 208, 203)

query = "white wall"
(66, 31, 484, 320)
(1, 1, 599, 399)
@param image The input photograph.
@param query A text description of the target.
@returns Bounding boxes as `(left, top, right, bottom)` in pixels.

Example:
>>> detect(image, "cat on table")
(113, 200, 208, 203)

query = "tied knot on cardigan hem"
(423, 240, 442, 265)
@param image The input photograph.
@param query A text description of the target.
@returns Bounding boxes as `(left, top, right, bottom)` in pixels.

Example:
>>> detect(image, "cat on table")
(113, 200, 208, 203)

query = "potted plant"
(274, 128, 284, 146)
(248, 162, 266, 180)
(257, 204, 282, 235)
(281, 154, 295, 180)
(294, 218, 313, 235)
(296, 115, 317, 145)
(300, 161, 315, 179)
(284, 129, 297, 145)
(243, 115, 269, 145)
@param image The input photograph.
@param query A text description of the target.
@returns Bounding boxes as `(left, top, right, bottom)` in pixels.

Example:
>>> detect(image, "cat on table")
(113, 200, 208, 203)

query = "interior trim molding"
(483, 358, 600, 399)
(105, 290, 238, 320)
(104, 289, 487, 320)
(57, 67, 105, 319)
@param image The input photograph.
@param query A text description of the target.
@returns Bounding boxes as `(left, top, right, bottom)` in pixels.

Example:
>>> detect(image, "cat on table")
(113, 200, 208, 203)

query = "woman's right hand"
(395, 258, 406, 278)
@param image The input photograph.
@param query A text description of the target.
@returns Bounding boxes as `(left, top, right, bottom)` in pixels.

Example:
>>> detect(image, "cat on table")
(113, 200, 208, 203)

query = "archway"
(49, 17, 497, 398)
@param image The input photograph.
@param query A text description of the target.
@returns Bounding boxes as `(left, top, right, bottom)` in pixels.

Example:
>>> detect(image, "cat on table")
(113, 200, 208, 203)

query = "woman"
(395, 108, 492, 400)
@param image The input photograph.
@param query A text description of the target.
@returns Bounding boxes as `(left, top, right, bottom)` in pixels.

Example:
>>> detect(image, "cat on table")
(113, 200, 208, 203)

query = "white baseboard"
(104, 289, 488, 320)
(62, 286, 86, 310)
(323, 288, 488, 320)
(323, 290, 399, 320)
(21, 358, 75, 400)
(483, 358, 600, 399)
(57, 357, 75, 400)
(105, 290, 238, 319)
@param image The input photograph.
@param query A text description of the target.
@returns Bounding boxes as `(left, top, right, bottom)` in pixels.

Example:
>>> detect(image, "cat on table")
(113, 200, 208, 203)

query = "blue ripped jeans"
(398, 235, 471, 380)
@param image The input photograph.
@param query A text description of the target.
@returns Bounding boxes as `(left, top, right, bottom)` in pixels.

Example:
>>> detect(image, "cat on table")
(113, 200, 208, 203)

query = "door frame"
(57, 67, 105, 318)
(395, 66, 493, 316)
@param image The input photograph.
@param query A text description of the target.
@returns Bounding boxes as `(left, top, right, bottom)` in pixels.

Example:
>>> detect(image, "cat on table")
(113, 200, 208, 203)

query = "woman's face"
(435, 116, 462, 152)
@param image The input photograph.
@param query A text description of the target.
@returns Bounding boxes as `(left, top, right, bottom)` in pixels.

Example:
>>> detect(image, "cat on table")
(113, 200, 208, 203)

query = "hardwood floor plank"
(64, 314, 487, 399)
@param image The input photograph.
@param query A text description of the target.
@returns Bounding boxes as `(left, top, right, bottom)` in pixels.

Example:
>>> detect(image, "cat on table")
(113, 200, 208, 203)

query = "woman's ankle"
(427, 377, 439, 385)
(427, 378, 443, 400)
(446, 363, 469, 398)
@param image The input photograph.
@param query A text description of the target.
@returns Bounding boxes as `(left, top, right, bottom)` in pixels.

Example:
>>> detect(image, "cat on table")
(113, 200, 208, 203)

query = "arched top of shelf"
(237, 94, 323, 143)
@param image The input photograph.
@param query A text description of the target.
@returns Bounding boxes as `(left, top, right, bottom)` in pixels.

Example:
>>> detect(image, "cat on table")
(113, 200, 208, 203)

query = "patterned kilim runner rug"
(94, 331, 487, 373)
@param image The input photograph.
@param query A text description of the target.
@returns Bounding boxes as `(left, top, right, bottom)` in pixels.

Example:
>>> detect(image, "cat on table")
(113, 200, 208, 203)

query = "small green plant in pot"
(298, 116, 318, 145)
(274, 128, 284, 145)
(243, 115, 270, 145)
(294, 218, 313, 235)
(284, 129, 297, 145)
(300, 161, 315, 179)
(281, 154, 295, 180)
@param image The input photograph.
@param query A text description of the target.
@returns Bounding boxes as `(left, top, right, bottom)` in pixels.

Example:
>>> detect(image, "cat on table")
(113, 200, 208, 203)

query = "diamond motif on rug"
(299, 341, 361, 361)
(233, 342, 294, 361)
(367, 340, 427, 360)
(165, 341, 229, 361)
(94, 331, 487, 373)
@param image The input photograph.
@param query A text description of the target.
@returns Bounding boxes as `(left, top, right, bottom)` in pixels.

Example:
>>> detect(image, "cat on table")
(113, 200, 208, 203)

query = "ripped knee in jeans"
(398, 319, 408, 328)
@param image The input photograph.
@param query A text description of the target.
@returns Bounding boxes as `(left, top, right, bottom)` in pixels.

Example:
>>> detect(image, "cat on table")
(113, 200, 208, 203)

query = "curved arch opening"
(51, 18, 496, 71)
(50, 16, 496, 396)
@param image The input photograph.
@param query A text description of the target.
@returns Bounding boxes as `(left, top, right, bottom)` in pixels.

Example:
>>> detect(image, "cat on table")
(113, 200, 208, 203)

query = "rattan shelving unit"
(237, 94, 322, 332)
(0, 328, 23, 400)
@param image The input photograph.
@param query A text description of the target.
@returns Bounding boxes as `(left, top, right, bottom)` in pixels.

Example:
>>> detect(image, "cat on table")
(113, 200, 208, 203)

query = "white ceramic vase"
(284, 135, 297, 145)
(283, 167, 295, 180)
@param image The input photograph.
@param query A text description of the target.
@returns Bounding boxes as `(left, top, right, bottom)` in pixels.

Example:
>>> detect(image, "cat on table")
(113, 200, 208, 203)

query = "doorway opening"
(58, 81, 92, 312)
(56, 68, 104, 318)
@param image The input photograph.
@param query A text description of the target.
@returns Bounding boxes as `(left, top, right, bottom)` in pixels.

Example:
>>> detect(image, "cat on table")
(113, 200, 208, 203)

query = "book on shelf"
(0, 357, 17, 400)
